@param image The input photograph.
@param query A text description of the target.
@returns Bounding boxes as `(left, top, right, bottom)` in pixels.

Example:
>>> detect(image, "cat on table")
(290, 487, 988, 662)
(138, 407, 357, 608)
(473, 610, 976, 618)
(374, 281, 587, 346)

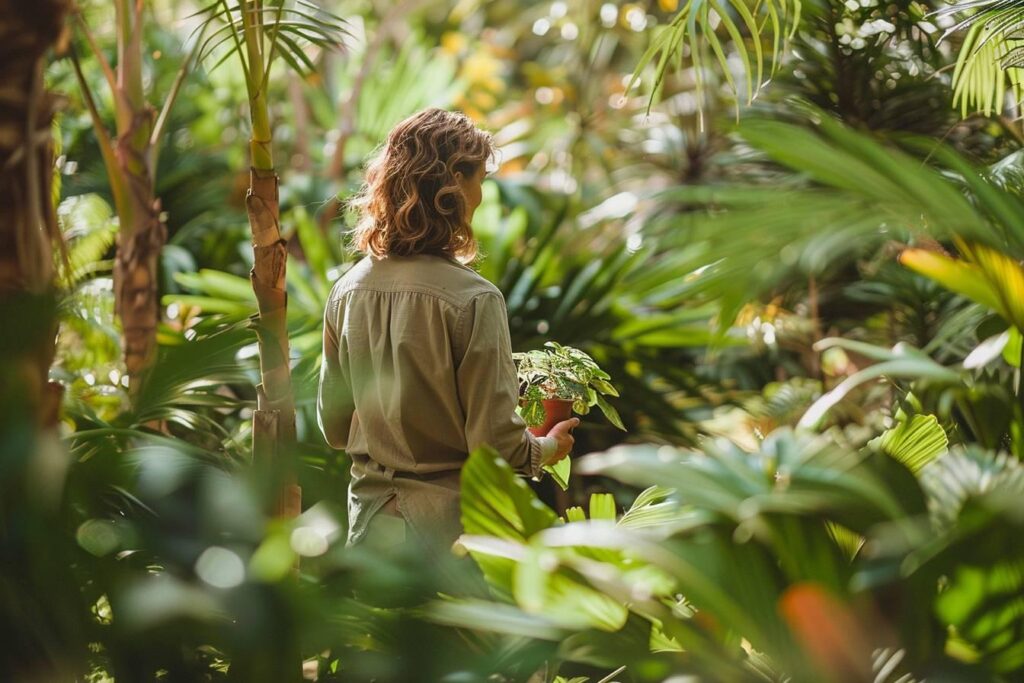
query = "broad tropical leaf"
(461, 446, 559, 544)
(873, 413, 948, 473)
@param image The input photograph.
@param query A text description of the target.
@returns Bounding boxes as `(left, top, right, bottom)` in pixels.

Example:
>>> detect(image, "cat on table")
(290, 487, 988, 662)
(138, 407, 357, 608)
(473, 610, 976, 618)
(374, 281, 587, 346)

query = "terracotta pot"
(528, 398, 575, 437)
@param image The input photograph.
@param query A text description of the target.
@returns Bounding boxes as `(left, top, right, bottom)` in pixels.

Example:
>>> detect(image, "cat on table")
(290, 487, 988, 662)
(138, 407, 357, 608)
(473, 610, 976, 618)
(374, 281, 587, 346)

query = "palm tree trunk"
(112, 107, 165, 384)
(110, 1, 164, 388)
(73, 3, 167, 392)
(0, 0, 69, 428)
(248, 168, 301, 517)
(243, 7, 301, 517)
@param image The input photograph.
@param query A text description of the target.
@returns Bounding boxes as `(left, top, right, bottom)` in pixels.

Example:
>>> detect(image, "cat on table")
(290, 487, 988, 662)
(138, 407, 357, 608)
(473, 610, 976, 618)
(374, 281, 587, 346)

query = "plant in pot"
(513, 342, 625, 489)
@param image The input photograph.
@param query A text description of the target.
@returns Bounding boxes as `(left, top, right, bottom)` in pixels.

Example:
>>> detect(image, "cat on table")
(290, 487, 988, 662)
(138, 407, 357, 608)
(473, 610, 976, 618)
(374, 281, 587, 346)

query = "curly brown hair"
(350, 109, 495, 262)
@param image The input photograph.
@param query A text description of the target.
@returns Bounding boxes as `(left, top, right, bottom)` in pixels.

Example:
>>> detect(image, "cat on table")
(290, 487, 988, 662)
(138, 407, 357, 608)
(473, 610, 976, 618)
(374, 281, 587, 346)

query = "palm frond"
(920, 445, 1024, 527)
(940, 1, 1024, 116)
(57, 194, 117, 288)
(195, 1, 346, 79)
(651, 109, 1024, 328)
(129, 323, 254, 429)
(631, 0, 801, 117)
(872, 413, 949, 473)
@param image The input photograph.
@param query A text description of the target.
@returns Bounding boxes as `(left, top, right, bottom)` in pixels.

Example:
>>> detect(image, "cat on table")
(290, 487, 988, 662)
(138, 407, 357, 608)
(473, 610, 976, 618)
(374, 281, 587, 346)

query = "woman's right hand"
(543, 418, 579, 465)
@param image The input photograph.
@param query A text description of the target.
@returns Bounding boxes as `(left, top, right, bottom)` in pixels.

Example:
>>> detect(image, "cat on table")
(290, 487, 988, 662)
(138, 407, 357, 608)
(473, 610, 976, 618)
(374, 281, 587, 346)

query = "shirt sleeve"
(456, 291, 546, 478)
(317, 295, 355, 450)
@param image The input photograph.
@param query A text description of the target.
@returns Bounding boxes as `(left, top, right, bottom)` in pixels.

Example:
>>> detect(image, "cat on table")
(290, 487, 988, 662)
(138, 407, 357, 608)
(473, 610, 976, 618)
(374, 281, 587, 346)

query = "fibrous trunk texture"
(246, 167, 300, 517)
(0, 0, 69, 428)
(112, 105, 165, 384)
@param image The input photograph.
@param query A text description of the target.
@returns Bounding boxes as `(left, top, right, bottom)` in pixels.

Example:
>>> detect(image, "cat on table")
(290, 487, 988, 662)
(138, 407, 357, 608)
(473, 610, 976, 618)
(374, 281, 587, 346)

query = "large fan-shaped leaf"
(460, 446, 558, 543)
(873, 413, 948, 473)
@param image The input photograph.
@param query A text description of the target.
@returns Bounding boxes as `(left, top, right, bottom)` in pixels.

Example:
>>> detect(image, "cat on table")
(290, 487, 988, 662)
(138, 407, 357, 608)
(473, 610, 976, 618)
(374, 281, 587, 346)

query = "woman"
(317, 108, 577, 551)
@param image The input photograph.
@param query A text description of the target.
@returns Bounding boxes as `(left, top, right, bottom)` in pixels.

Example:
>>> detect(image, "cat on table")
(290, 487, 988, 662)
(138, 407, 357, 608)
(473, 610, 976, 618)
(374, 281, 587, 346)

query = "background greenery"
(6, 0, 1024, 679)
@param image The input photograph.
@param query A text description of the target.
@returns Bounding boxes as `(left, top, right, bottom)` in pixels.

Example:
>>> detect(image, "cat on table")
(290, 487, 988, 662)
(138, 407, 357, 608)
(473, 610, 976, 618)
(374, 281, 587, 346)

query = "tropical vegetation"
(4, 0, 1024, 680)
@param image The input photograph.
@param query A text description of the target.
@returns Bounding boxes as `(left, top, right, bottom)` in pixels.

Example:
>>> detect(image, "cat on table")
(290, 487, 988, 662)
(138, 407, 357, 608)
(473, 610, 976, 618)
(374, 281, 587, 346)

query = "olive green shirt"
(317, 254, 555, 547)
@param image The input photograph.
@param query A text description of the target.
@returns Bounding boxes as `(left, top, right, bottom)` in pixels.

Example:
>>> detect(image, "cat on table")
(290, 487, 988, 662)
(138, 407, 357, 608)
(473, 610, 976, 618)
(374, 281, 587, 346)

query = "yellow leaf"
(958, 241, 1024, 331)
(900, 247, 1019, 330)
(659, 0, 680, 10)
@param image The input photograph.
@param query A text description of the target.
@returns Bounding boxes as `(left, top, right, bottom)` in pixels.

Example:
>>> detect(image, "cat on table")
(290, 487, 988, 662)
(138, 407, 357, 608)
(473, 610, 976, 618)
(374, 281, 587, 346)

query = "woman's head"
(351, 108, 495, 262)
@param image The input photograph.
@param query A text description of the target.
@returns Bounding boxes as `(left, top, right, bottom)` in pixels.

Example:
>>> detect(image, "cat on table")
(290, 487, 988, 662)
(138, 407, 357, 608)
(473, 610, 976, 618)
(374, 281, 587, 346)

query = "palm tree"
(68, 2, 202, 393)
(0, 0, 70, 428)
(196, 0, 344, 516)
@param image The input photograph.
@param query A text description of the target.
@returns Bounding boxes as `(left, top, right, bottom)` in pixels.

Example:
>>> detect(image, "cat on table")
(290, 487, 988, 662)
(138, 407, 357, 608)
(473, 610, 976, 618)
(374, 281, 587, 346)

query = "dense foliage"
(5, 0, 1024, 680)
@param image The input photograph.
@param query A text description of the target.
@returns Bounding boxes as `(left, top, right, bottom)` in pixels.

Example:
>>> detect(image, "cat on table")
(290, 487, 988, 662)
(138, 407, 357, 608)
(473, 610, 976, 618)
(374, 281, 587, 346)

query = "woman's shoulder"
(406, 255, 502, 306)
(327, 256, 372, 296)
(434, 257, 501, 297)
(329, 253, 499, 307)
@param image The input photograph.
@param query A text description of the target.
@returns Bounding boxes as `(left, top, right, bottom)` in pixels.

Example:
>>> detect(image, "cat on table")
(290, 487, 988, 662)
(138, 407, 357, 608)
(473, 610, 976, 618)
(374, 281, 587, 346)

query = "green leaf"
(564, 506, 587, 523)
(595, 393, 626, 431)
(961, 241, 1024, 331)
(900, 248, 1015, 328)
(514, 545, 553, 612)
(799, 352, 961, 431)
(627, 485, 675, 511)
(59, 194, 117, 287)
(426, 598, 567, 640)
(512, 544, 630, 631)
(161, 294, 253, 316)
(873, 414, 949, 473)
(1004, 327, 1022, 368)
(920, 446, 1024, 529)
(589, 493, 617, 521)
(948, 19, 1024, 118)
(591, 378, 618, 397)
(292, 205, 331, 299)
(825, 522, 863, 560)
(814, 337, 929, 363)
(249, 531, 297, 582)
(544, 456, 571, 492)
(461, 446, 558, 543)
(130, 324, 253, 425)
(520, 399, 546, 428)
(174, 269, 255, 302)
(618, 486, 680, 530)
(965, 331, 1012, 370)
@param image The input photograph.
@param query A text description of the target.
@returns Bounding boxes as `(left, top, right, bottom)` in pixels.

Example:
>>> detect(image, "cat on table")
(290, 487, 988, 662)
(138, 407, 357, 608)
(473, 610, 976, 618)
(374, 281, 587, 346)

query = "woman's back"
(322, 252, 497, 470)
(319, 252, 546, 545)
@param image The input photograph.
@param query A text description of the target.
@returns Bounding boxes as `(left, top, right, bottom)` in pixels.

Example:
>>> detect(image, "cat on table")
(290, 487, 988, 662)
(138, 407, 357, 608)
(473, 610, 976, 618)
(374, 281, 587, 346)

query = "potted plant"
(514, 342, 626, 487)
(514, 343, 625, 488)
